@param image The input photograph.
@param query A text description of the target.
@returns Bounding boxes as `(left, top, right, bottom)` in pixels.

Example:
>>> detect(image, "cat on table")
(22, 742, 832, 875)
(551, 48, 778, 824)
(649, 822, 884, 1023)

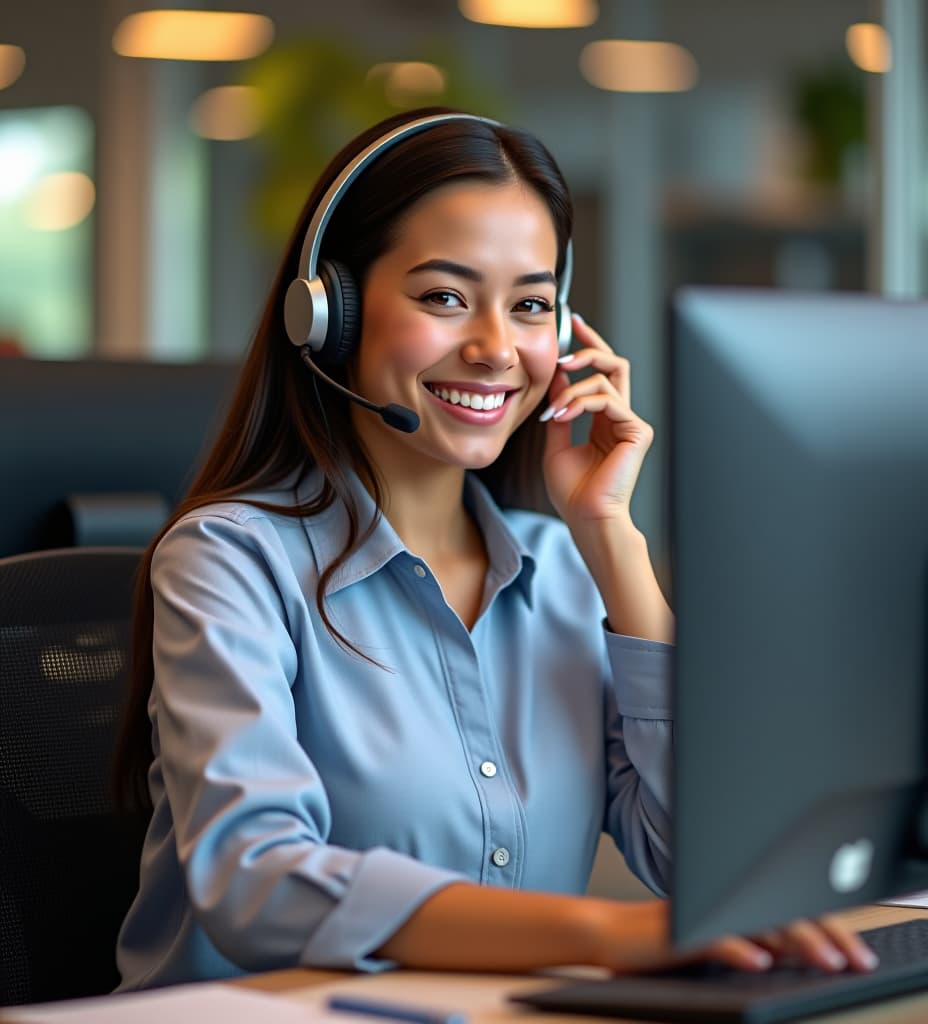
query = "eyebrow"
(407, 258, 557, 287)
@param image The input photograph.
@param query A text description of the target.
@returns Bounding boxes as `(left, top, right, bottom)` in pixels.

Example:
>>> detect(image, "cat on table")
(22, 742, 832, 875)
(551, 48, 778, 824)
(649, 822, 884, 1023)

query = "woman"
(114, 107, 875, 988)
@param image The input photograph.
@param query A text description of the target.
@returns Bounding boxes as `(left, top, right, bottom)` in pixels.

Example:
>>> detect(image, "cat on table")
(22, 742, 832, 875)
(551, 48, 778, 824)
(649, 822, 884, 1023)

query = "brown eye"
(422, 290, 465, 308)
(514, 297, 555, 315)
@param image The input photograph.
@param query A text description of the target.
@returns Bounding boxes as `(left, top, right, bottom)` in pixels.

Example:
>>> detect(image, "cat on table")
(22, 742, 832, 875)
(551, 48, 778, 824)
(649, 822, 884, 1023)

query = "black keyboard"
(510, 918, 928, 1023)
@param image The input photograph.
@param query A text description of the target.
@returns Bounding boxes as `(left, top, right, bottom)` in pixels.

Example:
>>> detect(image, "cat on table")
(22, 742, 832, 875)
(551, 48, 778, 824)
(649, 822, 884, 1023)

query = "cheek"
(357, 303, 450, 386)
(522, 337, 560, 394)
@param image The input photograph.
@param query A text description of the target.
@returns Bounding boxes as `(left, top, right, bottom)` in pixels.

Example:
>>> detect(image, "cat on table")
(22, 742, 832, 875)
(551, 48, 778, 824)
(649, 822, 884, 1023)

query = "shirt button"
(479, 761, 497, 778)
(491, 847, 510, 868)
(413, 564, 427, 578)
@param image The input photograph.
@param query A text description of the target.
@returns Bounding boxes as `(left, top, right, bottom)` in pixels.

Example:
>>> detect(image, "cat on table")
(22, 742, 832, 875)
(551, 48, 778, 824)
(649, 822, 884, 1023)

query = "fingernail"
(572, 312, 586, 325)
(539, 405, 556, 422)
(825, 950, 847, 971)
(754, 950, 773, 970)
(553, 406, 570, 420)
(557, 353, 575, 364)
(860, 948, 879, 970)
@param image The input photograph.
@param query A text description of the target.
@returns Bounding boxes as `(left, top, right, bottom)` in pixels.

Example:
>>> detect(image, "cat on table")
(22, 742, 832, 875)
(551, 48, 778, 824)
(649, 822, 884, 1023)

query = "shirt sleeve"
(601, 630, 674, 897)
(150, 511, 464, 972)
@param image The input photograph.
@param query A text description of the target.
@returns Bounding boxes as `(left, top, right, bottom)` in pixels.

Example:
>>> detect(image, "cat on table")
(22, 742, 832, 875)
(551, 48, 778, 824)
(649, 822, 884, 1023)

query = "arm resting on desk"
(376, 884, 879, 976)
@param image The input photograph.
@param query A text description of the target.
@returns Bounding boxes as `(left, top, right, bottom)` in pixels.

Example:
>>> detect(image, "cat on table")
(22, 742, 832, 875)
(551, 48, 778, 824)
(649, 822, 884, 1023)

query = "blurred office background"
(1, 0, 925, 894)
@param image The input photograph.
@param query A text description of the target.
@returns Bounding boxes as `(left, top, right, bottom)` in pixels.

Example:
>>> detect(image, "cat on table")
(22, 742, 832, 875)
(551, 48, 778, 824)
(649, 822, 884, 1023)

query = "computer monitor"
(670, 287, 928, 948)
(0, 358, 237, 557)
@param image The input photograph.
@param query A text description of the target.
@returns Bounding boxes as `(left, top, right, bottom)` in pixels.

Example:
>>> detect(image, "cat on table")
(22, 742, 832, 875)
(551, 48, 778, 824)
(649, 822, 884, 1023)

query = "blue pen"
(327, 994, 469, 1024)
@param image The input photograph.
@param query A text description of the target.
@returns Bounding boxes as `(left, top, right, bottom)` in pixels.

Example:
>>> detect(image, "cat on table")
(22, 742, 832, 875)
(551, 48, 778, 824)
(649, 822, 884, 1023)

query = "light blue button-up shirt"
(116, 468, 673, 989)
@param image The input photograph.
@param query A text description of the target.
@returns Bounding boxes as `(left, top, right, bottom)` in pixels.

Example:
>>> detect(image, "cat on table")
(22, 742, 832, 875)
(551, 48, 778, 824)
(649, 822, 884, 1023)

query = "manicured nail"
(552, 406, 570, 419)
(824, 949, 847, 971)
(572, 312, 586, 324)
(753, 950, 773, 970)
(539, 405, 556, 422)
(860, 948, 879, 970)
(557, 353, 575, 364)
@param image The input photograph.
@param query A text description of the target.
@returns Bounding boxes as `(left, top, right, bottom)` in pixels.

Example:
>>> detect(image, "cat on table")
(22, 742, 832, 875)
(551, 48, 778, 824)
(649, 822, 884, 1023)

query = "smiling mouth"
(424, 384, 510, 411)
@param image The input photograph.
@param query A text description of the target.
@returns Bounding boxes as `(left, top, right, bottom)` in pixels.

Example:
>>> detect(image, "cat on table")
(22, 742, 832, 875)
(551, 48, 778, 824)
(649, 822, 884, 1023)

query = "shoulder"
(153, 484, 316, 586)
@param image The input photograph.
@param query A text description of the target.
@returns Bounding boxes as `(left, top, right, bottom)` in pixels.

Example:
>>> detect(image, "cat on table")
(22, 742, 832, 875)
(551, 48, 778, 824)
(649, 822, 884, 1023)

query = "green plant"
(790, 62, 866, 185)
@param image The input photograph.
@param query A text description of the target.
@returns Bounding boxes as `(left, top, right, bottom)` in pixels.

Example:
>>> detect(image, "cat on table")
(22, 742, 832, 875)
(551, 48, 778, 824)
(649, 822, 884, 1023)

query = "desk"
(234, 905, 928, 1024)
(4, 905, 928, 1024)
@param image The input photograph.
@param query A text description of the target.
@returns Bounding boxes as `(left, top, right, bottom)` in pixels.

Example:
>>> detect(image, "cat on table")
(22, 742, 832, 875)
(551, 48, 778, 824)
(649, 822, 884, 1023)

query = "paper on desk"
(880, 889, 928, 909)
(3, 982, 316, 1024)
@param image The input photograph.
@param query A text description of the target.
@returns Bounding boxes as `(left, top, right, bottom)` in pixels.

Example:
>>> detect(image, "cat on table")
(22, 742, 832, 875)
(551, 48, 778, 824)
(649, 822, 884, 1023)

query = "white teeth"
(429, 385, 507, 410)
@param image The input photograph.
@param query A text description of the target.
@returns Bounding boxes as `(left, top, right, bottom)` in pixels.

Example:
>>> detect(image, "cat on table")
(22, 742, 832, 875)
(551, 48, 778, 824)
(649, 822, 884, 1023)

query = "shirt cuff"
(605, 628, 674, 721)
(299, 847, 466, 971)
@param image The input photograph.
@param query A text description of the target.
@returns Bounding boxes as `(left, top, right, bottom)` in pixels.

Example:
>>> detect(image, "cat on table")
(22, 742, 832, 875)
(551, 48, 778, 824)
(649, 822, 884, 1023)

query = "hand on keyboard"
(583, 900, 878, 976)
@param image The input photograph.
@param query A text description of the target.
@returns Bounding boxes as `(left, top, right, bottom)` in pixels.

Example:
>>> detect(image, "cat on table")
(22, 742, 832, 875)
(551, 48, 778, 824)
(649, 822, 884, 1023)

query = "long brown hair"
(113, 106, 574, 810)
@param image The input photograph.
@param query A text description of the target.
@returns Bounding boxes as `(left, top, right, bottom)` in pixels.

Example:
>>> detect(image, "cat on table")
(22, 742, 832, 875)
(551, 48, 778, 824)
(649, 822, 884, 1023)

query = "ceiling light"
(846, 23, 892, 73)
(0, 45, 26, 90)
(190, 85, 262, 140)
(113, 10, 274, 62)
(459, 0, 597, 29)
(25, 172, 95, 231)
(367, 62, 447, 106)
(580, 39, 698, 93)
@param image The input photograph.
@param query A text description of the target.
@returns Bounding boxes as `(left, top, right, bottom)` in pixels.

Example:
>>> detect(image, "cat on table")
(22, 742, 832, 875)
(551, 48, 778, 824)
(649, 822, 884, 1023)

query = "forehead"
(389, 179, 558, 264)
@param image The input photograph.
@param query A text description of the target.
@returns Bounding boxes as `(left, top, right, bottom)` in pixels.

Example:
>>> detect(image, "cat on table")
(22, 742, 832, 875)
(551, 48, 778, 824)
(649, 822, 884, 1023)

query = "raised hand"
(541, 314, 654, 530)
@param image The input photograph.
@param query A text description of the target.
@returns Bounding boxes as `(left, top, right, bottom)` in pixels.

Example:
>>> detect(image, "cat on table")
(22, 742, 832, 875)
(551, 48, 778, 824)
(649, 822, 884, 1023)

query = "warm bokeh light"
(367, 62, 447, 106)
(580, 39, 699, 92)
(459, 0, 597, 29)
(112, 10, 274, 61)
(25, 172, 96, 231)
(190, 85, 262, 140)
(0, 45, 26, 90)
(846, 22, 892, 73)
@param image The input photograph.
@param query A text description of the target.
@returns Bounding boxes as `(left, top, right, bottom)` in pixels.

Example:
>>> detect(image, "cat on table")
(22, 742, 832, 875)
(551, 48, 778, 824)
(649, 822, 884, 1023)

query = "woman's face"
(350, 179, 560, 474)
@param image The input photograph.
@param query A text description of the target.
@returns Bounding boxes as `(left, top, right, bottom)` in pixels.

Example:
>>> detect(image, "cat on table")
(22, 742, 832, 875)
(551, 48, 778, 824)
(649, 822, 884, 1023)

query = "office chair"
(0, 547, 149, 1006)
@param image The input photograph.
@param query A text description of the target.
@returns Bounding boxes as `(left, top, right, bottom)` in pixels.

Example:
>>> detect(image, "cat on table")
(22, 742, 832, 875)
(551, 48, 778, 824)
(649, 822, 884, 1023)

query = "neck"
(381, 467, 476, 562)
(353, 439, 472, 563)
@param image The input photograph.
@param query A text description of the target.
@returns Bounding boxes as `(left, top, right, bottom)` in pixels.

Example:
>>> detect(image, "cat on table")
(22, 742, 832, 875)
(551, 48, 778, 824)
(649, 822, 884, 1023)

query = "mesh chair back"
(0, 547, 149, 1005)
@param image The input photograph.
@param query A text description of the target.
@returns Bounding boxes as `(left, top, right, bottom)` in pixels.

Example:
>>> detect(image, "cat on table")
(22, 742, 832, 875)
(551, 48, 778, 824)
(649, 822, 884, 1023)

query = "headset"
(283, 112, 574, 433)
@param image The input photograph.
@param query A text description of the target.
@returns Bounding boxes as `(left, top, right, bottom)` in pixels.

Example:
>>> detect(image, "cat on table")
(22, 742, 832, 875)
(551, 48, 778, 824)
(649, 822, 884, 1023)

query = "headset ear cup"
(556, 298, 572, 356)
(317, 259, 361, 366)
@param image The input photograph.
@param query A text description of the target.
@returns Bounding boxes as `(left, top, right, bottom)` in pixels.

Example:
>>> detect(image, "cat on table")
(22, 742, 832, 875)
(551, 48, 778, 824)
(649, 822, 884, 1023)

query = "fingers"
(699, 936, 774, 973)
(561, 315, 631, 405)
(752, 917, 878, 974)
(815, 915, 879, 972)
(540, 372, 624, 424)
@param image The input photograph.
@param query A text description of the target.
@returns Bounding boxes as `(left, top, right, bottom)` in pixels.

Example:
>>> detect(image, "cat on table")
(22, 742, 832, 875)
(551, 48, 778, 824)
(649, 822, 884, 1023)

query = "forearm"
(377, 883, 627, 971)
(572, 521, 674, 643)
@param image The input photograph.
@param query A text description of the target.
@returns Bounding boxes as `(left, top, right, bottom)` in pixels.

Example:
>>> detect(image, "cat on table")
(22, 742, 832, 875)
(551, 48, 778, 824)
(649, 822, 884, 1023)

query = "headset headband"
(295, 113, 501, 284)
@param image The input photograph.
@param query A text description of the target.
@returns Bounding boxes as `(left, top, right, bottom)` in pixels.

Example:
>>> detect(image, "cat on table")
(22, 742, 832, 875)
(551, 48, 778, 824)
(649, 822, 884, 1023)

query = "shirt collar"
(295, 466, 536, 606)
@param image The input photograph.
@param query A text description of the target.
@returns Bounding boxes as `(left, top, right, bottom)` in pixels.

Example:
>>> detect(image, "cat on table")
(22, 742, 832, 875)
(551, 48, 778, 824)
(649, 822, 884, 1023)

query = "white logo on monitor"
(829, 838, 874, 893)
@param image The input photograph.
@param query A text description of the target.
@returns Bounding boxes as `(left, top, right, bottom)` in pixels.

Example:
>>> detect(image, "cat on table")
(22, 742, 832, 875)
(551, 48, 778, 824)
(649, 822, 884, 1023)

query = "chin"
(438, 443, 505, 472)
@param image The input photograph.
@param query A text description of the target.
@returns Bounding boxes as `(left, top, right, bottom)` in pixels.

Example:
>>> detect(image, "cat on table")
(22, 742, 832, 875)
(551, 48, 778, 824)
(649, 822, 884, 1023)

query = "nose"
(461, 307, 516, 371)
